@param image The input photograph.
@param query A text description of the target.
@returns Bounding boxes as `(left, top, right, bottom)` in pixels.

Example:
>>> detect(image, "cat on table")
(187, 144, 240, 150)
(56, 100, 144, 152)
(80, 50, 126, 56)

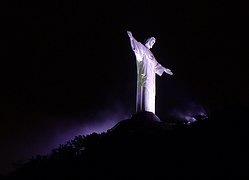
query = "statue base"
(131, 111, 161, 122)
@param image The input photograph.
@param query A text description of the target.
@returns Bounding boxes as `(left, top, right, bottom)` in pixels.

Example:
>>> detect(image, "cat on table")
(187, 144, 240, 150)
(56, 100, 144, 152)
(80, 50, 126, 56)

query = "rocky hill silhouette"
(4, 106, 249, 179)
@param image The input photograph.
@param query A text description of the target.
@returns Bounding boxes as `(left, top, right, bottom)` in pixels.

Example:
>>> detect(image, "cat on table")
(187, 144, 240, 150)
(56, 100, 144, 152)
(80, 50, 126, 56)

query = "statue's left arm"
(155, 62, 173, 76)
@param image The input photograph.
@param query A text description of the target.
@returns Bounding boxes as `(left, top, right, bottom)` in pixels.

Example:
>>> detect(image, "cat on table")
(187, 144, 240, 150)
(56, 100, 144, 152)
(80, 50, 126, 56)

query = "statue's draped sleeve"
(155, 62, 165, 76)
(129, 37, 144, 62)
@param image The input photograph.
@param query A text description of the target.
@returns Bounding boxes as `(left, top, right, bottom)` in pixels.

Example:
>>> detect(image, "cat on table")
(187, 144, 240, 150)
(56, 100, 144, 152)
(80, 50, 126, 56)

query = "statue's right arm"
(127, 31, 139, 51)
(127, 31, 133, 39)
(127, 31, 144, 61)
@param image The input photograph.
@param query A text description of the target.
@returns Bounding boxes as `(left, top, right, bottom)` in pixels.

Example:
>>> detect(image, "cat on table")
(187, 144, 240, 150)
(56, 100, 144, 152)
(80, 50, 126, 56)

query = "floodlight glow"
(169, 102, 208, 123)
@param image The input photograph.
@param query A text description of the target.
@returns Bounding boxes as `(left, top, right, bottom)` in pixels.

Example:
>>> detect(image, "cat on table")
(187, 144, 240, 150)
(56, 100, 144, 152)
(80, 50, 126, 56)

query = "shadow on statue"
(131, 111, 161, 122)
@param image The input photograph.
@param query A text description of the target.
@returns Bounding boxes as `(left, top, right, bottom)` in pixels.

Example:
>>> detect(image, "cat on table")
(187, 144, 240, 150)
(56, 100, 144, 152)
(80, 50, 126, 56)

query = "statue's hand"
(164, 68, 173, 75)
(127, 31, 133, 38)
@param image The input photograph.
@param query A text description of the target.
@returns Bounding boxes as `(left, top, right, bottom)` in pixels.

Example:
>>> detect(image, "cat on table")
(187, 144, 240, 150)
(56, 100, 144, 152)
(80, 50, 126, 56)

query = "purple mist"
(169, 102, 208, 123)
(0, 105, 132, 175)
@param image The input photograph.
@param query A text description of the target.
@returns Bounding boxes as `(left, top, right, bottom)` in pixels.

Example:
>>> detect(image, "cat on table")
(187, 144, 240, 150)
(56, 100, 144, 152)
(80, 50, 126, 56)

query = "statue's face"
(145, 37, 156, 49)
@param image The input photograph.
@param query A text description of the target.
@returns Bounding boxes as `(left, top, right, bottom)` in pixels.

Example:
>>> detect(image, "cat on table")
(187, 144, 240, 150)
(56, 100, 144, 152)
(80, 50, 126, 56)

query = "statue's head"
(145, 37, 156, 49)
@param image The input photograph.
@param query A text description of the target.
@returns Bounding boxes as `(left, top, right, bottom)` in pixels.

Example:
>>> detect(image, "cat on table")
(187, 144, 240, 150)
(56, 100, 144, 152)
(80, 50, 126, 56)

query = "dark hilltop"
(2, 105, 249, 180)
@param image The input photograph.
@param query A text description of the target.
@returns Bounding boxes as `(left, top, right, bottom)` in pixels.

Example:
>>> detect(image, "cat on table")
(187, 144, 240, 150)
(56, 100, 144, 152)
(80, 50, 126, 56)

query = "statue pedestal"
(131, 111, 161, 122)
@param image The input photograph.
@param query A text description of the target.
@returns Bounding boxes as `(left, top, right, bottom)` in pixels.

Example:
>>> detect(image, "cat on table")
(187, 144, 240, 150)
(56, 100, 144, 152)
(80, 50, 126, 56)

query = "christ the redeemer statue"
(127, 31, 173, 114)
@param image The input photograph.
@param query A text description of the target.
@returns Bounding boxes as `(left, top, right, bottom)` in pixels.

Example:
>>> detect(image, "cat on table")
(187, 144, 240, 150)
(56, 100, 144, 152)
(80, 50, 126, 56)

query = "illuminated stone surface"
(127, 31, 173, 114)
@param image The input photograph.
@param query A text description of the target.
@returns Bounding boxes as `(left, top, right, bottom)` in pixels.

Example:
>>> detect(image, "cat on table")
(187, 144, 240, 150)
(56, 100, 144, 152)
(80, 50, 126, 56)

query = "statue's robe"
(130, 39, 165, 113)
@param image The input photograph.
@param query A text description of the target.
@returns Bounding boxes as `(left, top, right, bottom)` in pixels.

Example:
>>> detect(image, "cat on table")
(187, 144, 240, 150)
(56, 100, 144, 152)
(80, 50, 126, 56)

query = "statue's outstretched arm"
(155, 62, 173, 76)
(127, 31, 144, 61)
(164, 68, 173, 75)
(127, 31, 133, 39)
(127, 31, 139, 51)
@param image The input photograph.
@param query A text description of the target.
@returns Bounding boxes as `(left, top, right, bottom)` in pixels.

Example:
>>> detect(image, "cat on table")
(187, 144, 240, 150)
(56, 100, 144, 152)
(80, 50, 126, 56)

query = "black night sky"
(1, 0, 248, 174)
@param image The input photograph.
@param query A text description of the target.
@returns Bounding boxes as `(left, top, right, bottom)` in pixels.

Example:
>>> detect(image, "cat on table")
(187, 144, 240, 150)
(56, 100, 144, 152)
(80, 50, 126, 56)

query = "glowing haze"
(169, 102, 208, 123)
(0, 105, 132, 175)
